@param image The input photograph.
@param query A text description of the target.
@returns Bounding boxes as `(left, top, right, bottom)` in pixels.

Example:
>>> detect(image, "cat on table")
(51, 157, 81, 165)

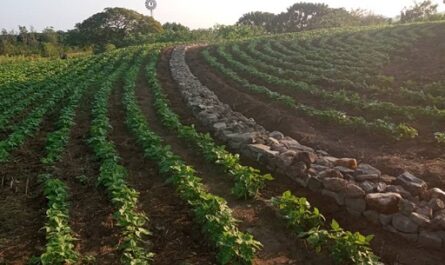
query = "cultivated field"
(1, 21, 445, 265)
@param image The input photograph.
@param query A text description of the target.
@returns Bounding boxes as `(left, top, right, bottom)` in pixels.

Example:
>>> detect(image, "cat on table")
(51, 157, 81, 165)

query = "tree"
(400, 0, 439, 22)
(237, 11, 275, 32)
(281, 3, 331, 32)
(162, 22, 190, 33)
(72, 7, 163, 47)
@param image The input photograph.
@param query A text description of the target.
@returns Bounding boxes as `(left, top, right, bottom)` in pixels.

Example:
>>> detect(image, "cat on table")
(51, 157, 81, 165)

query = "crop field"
(1, 21, 445, 265)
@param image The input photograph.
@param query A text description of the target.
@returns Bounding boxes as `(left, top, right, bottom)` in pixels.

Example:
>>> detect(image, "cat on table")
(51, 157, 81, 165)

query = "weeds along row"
(202, 22, 445, 143)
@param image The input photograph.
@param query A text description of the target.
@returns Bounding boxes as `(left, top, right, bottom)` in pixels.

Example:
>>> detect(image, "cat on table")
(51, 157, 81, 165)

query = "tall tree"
(237, 11, 275, 32)
(72, 7, 163, 47)
(400, 0, 439, 22)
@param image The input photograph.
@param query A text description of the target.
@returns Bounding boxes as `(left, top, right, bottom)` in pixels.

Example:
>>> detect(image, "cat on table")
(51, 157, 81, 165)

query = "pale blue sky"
(1, 0, 444, 31)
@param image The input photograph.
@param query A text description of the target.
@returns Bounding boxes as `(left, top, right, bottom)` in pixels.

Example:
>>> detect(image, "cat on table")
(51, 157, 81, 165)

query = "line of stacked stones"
(169, 45, 445, 249)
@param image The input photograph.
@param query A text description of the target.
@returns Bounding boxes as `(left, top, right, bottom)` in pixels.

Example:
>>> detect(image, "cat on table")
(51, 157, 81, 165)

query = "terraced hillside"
(1, 21, 445, 265)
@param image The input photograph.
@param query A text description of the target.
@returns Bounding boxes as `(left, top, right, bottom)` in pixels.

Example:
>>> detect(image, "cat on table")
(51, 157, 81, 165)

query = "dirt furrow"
(108, 76, 217, 265)
(51, 87, 120, 263)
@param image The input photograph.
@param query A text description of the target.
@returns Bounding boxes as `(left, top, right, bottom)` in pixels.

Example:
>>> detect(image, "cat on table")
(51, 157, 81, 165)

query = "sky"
(1, 0, 444, 32)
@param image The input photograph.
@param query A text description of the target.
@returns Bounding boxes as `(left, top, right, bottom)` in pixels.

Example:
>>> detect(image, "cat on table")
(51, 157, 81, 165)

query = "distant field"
(1, 21, 445, 265)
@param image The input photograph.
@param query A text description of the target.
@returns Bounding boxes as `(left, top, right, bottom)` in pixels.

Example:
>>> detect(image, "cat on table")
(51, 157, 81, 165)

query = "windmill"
(145, 0, 157, 17)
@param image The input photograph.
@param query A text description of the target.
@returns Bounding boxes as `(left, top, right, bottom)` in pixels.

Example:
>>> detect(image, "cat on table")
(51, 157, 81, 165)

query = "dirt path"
(185, 46, 445, 192)
(51, 87, 120, 263)
(108, 75, 217, 265)
(158, 47, 445, 265)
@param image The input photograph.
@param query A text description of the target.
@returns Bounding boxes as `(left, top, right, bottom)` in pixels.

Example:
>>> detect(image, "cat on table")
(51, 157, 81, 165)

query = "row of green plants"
(123, 48, 262, 265)
(88, 47, 154, 264)
(232, 43, 445, 123)
(145, 51, 272, 199)
(202, 48, 418, 140)
(0, 54, 104, 162)
(0, 58, 94, 131)
(37, 49, 127, 264)
(272, 191, 379, 265)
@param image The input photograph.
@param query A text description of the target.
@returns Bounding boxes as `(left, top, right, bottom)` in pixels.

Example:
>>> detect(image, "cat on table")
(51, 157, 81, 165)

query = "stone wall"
(169, 45, 445, 249)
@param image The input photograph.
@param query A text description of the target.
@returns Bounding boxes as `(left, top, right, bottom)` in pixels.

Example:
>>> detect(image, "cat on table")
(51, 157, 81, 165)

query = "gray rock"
(366, 193, 402, 214)
(363, 210, 380, 225)
(318, 169, 344, 179)
(355, 174, 381, 182)
(308, 177, 323, 192)
(398, 199, 416, 215)
(225, 132, 256, 144)
(431, 213, 445, 230)
(247, 144, 279, 158)
(416, 206, 433, 219)
(392, 213, 419, 233)
(385, 185, 412, 199)
(322, 189, 345, 205)
(429, 198, 445, 211)
(267, 137, 280, 146)
(395, 172, 427, 196)
(431, 188, 445, 202)
(334, 166, 355, 175)
(343, 183, 366, 198)
(345, 198, 366, 213)
(379, 214, 393, 226)
(419, 230, 442, 249)
(410, 212, 431, 227)
(355, 163, 381, 177)
(322, 178, 348, 192)
(360, 181, 376, 193)
(269, 131, 284, 140)
(213, 122, 227, 131)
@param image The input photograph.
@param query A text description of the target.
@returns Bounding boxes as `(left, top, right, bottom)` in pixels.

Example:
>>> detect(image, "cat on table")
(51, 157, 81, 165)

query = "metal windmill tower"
(145, 0, 157, 17)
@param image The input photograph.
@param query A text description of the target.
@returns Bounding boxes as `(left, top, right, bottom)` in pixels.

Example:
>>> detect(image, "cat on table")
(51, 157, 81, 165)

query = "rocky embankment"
(169, 45, 445, 250)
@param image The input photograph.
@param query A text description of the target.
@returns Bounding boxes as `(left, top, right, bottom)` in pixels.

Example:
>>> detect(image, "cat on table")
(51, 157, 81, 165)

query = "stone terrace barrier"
(169, 45, 445, 250)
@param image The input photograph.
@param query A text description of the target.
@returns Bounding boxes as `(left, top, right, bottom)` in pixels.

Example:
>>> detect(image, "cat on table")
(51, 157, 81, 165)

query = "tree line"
(1, 1, 443, 57)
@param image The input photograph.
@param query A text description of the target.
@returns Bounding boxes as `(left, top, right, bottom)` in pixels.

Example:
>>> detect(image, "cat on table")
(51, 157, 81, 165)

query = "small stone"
(431, 213, 445, 230)
(416, 206, 433, 219)
(410, 212, 431, 227)
(318, 169, 344, 179)
(355, 174, 380, 182)
(363, 210, 380, 225)
(419, 230, 442, 249)
(322, 178, 348, 192)
(429, 198, 445, 211)
(379, 214, 393, 226)
(294, 151, 318, 167)
(308, 177, 323, 192)
(269, 131, 284, 140)
(213, 122, 227, 131)
(248, 144, 279, 158)
(267, 137, 280, 146)
(366, 193, 402, 214)
(360, 181, 376, 193)
(334, 158, 358, 170)
(322, 189, 345, 205)
(345, 198, 366, 213)
(385, 185, 412, 199)
(380, 175, 397, 184)
(344, 183, 366, 198)
(392, 213, 419, 233)
(310, 164, 329, 174)
(355, 164, 381, 177)
(334, 166, 355, 175)
(398, 199, 416, 215)
(395, 172, 427, 196)
(316, 150, 329, 156)
(431, 188, 445, 201)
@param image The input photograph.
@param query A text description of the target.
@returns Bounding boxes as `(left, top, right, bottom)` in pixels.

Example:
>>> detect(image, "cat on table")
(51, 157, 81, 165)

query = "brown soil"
(108, 74, 217, 264)
(177, 47, 445, 265)
(384, 24, 445, 86)
(52, 87, 121, 263)
(185, 46, 445, 191)
(0, 118, 54, 264)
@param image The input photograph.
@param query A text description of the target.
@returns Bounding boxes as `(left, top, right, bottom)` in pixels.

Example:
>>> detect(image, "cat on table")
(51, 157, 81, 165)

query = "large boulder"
(322, 178, 348, 192)
(366, 193, 402, 214)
